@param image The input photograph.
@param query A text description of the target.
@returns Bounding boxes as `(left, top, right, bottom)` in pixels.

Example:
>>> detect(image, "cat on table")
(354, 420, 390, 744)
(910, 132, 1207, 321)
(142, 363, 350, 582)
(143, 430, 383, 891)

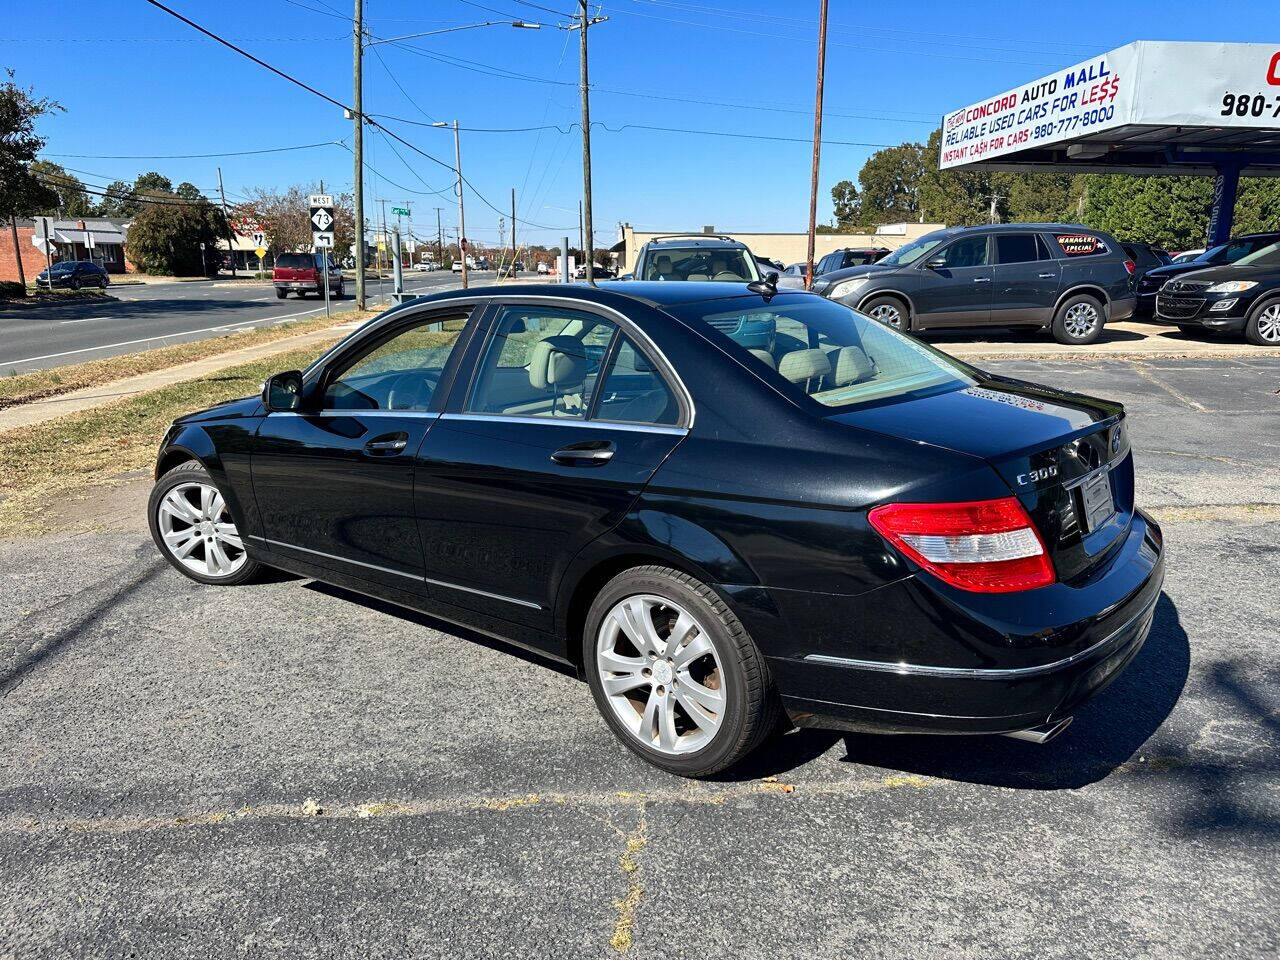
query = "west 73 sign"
(941, 42, 1280, 170)
(309, 194, 335, 248)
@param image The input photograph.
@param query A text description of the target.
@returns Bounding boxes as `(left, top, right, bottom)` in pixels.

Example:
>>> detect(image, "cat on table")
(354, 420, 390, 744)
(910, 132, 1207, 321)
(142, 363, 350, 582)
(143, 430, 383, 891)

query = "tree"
(134, 171, 173, 194)
(30, 159, 91, 217)
(1, 71, 60, 287)
(830, 179, 862, 229)
(175, 182, 203, 201)
(96, 180, 136, 218)
(856, 142, 926, 224)
(124, 193, 226, 276)
(239, 185, 355, 255)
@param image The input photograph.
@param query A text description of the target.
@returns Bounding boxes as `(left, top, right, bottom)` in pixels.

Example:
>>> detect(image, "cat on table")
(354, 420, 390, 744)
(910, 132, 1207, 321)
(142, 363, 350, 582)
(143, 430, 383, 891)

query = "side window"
(593, 336, 679, 426)
(1035, 234, 1054, 260)
(323, 314, 468, 411)
(468, 306, 616, 419)
(995, 234, 1039, 265)
(936, 235, 989, 268)
(817, 254, 834, 274)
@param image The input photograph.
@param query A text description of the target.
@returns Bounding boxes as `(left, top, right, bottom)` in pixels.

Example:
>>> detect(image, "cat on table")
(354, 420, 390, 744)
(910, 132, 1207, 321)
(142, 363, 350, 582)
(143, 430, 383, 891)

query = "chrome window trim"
(480, 294, 696, 429)
(439, 412, 687, 436)
(266, 409, 442, 419)
(802, 593, 1156, 679)
(249, 535, 542, 609)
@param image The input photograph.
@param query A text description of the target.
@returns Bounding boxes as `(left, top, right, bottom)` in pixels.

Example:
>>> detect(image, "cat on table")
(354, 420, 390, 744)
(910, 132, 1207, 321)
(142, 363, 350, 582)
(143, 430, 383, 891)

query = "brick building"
(1, 217, 135, 284)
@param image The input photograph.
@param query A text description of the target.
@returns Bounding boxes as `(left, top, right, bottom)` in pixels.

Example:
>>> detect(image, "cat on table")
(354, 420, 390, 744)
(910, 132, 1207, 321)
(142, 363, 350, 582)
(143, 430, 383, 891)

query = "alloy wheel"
(1256, 304, 1280, 343)
(156, 481, 247, 578)
(869, 303, 902, 328)
(595, 594, 726, 755)
(1063, 302, 1099, 340)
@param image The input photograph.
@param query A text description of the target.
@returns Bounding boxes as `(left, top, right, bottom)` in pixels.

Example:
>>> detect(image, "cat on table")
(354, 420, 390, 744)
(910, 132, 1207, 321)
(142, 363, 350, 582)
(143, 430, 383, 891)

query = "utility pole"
(353, 0, 366, 308)
(434, 206, 443, 266)
(578, 200, 584, 260)
(988, 193, 1001, 224)
(380, 198, 388, 273)
(217, 166, 237, 278)
(804, 0, 829, 291)
(8, 218, 26, 290)
(567, 2, 606, 287)
(454, 119, 468, 289)
(510, 187, 517, 277)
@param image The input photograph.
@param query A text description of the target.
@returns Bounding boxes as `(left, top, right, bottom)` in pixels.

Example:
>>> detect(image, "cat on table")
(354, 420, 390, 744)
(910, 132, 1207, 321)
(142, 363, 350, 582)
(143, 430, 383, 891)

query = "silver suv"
(629, 236, 760, 283)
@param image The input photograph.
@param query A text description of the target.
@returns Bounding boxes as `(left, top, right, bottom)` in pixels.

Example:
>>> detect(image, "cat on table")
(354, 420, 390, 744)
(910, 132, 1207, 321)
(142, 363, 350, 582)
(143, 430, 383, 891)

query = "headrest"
(831, 345, 876, 385)
(778, 348, 831, 385)
(656, 255, 673, 270)
(529, 336, 587, 390)
(747, 348, 776, 370)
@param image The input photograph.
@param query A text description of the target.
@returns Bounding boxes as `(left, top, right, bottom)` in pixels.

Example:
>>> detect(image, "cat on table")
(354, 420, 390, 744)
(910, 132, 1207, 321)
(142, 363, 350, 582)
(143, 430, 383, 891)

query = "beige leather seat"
(778, 349, 831, 393)
(748, 348, 776, 370)
(829, 345, 876, 385)
(528, 335, 587, 416)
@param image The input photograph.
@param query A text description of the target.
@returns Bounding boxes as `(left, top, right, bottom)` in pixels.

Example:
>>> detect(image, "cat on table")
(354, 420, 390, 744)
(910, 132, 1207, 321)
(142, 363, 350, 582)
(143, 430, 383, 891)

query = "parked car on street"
(630, 235, 760, 283)
(272, 253, 344, 299)
(576, 264, 617, 280)
(148, 281, 1164, 777)
(1155, 239, 1280, 345)
(813, 224, 1136, 345)
(451, 260, 463, 273)
(413, 261, 437, 272)
(1134, 232, 1280, 319)
(35, 259, 110, 290)
(537, 262, 550, 275)
(814, 247, 891, 277)
(1170, 249, 1205, 264)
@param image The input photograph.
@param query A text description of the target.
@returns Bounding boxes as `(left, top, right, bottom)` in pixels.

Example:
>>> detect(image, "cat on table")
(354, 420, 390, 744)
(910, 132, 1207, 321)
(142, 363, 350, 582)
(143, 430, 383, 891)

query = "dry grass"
(0, 309, 372, 409)
(0, 342, 339, 538)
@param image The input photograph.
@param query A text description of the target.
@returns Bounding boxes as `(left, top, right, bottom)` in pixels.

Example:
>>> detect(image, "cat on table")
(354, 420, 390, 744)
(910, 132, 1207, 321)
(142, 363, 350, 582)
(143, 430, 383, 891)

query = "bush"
(0, 281, 26, 300)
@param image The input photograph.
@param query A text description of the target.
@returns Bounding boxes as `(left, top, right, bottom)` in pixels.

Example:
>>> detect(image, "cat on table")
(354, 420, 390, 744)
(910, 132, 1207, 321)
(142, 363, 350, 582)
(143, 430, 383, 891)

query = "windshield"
(1234, 241, 1280, 267)
(879, 234, 946, 267)
(276, 253, 316, 270)
(1210, 237, 1276, 264)
(50, 262, 74, 272)
(670, 295, 975, 409)
(643, 246, 758, 282)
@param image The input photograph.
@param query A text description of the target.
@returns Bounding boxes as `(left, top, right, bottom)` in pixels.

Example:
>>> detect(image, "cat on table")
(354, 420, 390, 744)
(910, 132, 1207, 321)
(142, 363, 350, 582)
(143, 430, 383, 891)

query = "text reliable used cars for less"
(813, 224, 1136, 345)
(148, 281, 1165, 777)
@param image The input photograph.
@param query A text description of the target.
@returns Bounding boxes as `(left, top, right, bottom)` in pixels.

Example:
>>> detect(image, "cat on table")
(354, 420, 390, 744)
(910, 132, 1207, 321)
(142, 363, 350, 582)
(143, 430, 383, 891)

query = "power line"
(278, 0, 352, 21)
(42, 139, 342, 161)
(369, 41, 439, 124)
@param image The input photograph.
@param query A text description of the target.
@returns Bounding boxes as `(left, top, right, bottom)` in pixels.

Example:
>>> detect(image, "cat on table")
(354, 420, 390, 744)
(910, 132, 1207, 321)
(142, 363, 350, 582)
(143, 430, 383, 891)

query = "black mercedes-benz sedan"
(148, 281, 1165, 777)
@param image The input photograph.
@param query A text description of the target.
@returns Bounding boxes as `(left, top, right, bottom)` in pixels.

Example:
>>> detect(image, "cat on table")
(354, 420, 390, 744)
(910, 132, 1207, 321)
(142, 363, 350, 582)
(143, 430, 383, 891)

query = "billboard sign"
(941, 42, 1280, 170)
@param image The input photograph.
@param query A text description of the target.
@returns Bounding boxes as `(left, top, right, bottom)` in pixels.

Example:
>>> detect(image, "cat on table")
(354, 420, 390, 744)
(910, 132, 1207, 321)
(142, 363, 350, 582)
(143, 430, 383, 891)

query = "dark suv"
(1155, 239, 1280, 345)
(813, 224, 1136, 345)
(1134, 231, 1280, 319)
(814, 247, 890, 276)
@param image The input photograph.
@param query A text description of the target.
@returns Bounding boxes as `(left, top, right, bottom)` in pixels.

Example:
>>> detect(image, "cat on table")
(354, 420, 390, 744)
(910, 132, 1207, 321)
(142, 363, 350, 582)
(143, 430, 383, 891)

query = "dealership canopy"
(939, 42, 1280, 245)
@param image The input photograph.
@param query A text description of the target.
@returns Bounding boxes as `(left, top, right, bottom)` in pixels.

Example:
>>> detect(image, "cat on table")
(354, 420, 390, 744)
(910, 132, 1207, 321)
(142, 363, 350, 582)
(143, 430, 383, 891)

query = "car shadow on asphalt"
(918, 325, 1148, 346)
(718, 592, 1191, 791)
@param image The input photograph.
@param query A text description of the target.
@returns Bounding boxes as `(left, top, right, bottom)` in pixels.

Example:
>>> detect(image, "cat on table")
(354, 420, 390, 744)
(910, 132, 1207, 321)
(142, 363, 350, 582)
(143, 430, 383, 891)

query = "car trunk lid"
(830, 377, 1132, 582)
(274, 254, 317, 282)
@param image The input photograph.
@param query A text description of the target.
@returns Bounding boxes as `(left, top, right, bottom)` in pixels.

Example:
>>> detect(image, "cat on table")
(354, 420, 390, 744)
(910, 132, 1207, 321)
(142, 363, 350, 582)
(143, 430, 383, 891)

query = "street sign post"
(310, 194, 335, 318)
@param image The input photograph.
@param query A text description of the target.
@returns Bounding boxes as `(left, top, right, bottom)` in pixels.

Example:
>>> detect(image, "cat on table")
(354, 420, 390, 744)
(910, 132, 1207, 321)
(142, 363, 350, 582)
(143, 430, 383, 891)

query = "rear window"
(671, 296, 975, 410)
(276, 253, 315, 270)
(643, 247, 758, 282)
(1054, 233, 1109, 257)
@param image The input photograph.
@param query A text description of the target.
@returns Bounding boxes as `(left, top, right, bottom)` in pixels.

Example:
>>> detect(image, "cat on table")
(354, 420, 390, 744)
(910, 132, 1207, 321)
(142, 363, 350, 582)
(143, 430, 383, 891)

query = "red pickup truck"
(272, 253, 345, 299)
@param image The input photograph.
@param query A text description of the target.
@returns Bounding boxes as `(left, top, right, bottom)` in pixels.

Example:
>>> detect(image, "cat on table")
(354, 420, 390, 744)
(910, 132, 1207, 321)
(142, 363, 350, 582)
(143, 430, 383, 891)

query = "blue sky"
(7, 0, 1274, 247)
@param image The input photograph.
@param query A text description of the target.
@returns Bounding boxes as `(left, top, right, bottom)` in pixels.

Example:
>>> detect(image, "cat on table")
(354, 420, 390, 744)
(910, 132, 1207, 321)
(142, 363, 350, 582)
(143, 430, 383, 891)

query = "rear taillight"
(868, 497, 1055, 593)
(1123, 259, 1136, 275)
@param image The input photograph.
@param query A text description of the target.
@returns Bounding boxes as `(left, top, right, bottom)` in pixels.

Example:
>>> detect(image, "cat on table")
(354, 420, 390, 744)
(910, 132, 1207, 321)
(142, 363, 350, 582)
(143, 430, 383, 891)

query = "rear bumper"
(763, 509, 1165, 736)
(1108, 295, 1136, 322)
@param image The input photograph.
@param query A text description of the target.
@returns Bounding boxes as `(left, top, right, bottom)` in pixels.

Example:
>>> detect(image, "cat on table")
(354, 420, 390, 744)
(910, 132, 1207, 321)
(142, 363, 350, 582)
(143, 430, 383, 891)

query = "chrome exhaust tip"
(1002, 716, 1073, 744)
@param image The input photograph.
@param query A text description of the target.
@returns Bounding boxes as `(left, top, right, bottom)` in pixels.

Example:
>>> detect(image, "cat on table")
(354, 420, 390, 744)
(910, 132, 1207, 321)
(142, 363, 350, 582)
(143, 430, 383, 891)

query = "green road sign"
(392, 206, 410, 217)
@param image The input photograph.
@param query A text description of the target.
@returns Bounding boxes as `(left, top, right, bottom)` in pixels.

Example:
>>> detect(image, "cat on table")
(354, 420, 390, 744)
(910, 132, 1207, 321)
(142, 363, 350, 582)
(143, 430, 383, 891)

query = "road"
(0, 271, 475, 375)
(1, 356, 1277, 958)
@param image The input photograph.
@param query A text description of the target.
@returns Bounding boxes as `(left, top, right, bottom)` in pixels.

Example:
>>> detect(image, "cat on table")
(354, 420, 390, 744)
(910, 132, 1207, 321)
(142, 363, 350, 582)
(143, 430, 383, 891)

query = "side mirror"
(924, 258, 948, 270)
(263, 370, 304, 411)
(617, 273, 633, 281)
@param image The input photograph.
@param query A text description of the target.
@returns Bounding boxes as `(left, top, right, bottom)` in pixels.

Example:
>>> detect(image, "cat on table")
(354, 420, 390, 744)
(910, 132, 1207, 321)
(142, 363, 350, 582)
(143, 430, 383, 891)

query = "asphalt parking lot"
(1, 354, 1277, 958)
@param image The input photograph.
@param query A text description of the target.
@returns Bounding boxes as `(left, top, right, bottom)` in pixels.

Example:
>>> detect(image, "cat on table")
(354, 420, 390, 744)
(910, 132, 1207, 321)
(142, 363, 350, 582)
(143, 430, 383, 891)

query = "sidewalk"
(0, 318, 362, 433)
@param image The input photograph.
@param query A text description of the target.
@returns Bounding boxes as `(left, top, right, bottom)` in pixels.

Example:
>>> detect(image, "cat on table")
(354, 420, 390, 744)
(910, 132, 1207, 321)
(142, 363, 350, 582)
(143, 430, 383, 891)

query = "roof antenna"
(747, 271, 779, 302)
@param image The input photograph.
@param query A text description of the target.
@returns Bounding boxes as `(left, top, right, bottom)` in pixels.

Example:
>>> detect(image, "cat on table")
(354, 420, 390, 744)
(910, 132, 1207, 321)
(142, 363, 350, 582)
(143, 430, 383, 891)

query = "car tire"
(1052, 294, 1105, 345)
(276, 288, 288, 299)
(99, 277, 108, 290)
(583, 565, 780, 778)
(336, 280, 345, 298)
(1244, 298, 1280, 346)
(148, 460, 263, 586)
(70, 277, 81, 290)
(861, 295, 910, 331)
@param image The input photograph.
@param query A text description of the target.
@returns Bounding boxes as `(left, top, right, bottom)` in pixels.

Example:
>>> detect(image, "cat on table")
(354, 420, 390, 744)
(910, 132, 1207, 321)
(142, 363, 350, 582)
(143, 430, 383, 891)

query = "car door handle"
(973, 277, 991, 283)
(551, 440, 616, 466)
(365, 432, 409, 454)
(1038, 272, 1057, 279)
